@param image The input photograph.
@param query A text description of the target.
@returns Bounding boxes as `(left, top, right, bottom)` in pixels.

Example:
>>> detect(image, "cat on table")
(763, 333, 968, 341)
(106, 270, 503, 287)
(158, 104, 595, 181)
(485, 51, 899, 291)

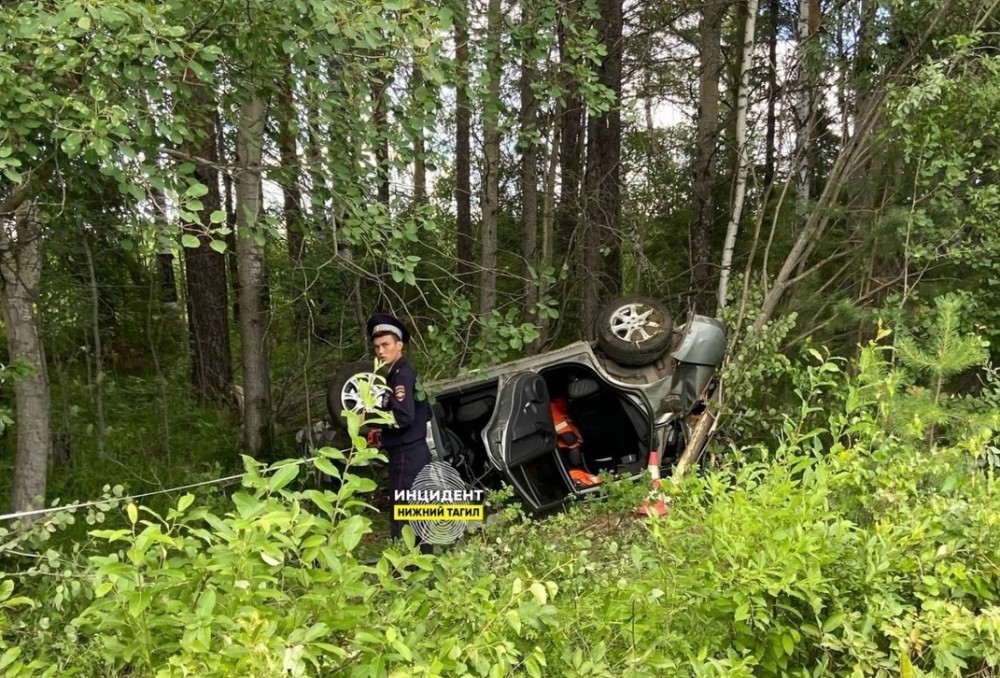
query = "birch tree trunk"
(479, 0, 502, 318)
(235, 94, 272, 457)
(1, 200, 51, 514)
(718, 0, 760, 311)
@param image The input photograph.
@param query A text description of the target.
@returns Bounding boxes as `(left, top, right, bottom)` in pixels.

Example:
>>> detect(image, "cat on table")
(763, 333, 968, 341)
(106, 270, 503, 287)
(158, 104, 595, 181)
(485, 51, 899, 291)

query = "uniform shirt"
(375, 356, 431, 449)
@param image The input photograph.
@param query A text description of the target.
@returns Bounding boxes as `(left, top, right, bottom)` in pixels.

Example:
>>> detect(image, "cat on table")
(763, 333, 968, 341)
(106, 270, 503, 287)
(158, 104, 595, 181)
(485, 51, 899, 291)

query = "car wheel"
(326, 359, 389, 432)
(596, 295, 673, 366)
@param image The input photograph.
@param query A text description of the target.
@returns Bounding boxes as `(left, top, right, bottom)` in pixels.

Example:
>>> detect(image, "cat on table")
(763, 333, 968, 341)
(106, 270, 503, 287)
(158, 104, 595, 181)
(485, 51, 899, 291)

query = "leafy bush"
(3, 330, 1000, 676)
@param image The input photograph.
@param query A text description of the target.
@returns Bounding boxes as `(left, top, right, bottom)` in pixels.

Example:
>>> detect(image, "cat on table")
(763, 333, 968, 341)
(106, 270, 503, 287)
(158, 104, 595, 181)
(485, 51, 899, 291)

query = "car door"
(484, 372, 573, 511)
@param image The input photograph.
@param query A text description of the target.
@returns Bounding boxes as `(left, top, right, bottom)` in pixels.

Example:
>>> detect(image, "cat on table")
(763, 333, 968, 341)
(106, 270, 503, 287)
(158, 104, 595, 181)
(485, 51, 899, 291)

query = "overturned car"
(308, 296, 727, 513)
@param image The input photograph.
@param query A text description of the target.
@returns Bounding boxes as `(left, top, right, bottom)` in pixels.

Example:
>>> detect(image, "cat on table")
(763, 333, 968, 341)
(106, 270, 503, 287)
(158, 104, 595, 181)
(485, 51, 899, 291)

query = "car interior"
(430, 364, 653, 510)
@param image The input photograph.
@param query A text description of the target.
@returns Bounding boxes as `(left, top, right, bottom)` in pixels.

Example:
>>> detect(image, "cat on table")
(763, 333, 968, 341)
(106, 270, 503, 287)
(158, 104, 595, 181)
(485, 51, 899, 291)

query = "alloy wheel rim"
(609, 303, 662, 344)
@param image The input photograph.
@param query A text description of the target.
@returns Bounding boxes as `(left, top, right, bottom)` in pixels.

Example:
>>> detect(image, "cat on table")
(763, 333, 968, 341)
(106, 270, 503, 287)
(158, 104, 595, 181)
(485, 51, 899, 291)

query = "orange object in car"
(550, 396, 583, 450)
(569, 468, 602, 488)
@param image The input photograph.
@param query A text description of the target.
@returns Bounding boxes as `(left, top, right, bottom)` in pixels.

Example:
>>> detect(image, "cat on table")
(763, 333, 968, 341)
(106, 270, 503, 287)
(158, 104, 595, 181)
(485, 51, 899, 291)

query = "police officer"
(365, 312, 434, 555)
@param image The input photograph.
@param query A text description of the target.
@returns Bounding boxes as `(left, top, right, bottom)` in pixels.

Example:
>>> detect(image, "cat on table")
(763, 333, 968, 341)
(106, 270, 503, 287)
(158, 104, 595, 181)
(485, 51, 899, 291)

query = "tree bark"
(455, 9, 474, 285)
(235, 94, 273, 457)
(480, 0, 502, 318)
(718, 0, 760, 310)
(182, 79, 233, 402)
(688, 0, 727, 315)
(1, 200, 51, 514)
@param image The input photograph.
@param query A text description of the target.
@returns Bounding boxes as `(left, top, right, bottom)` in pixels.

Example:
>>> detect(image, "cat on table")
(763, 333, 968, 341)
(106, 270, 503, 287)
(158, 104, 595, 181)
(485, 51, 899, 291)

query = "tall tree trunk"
(530, 102, 562, 353)
(480, 0, 502, 318)
(220, 108, 240, 324)
(718, 0, 760, 310)
(235, 95, 273, 458)
(556, 0, 586, 335)
(455, 9, 474, 285)
(794, 0, 820, 218)
(582, 0, 623, 338)
(81, 231, 106, 458)
(688, 0, 727, 315)
(150, 186, 178, 307)
(182, 80, 233, 402)
(599, 0, 623, 300)
(279, 57, 305, 265)
(764, 0, 779, 187)
(557, 0, 585, 262)
(278, 58, 307, 329)
(520, 8, 540, 332)
(0, 200, 51, 514)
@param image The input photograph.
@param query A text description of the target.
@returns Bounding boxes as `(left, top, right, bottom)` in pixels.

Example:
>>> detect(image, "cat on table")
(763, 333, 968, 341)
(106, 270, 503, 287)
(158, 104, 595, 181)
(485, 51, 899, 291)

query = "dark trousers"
(387, 441, 433, 554)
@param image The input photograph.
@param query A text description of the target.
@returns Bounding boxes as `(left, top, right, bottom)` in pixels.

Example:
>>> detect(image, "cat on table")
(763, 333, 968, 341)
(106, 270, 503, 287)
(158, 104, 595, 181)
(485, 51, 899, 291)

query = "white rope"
(0, 457, 315, 524)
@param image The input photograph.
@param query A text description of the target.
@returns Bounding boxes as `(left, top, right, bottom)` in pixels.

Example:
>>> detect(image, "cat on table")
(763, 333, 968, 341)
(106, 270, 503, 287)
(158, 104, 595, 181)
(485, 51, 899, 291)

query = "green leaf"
(314, 457, 341, 479)
(210, 209, 227, 224)
(181, 233, 200, 248)
(177, 494, 195, 513)
(126, 502, 138, 525)
(0, 647, 22, 672)
(268, 463, 300, 492)
(209, 239, 227, 254)
(196, 588, 216, 618)
(185, 182, 209, 198)
(340, 515, 366, 551)
(822, 613, 845, 633)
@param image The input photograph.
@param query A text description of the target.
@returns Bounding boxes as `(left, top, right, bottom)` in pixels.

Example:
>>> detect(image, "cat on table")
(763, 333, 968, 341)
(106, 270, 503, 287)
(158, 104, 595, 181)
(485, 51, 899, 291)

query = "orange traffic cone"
(637, 450, 670, 517)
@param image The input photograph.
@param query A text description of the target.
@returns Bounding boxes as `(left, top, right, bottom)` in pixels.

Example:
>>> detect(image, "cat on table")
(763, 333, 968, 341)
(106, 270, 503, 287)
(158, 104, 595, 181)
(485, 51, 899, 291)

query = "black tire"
(326, 359, 387, 432)
(595, 295, 673, 366)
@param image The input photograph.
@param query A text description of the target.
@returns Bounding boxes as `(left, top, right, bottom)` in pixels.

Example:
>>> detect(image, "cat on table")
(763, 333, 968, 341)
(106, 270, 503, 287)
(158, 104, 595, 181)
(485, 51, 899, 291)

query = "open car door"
(484, 372, 573, 512)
